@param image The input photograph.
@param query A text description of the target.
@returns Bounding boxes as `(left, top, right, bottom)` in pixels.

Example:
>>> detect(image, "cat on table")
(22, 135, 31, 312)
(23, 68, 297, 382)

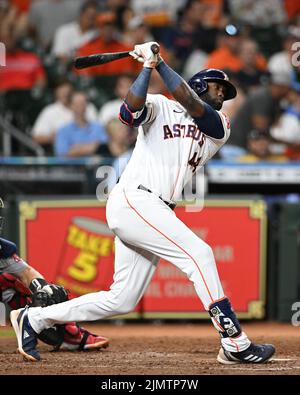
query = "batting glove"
(129, 41, 160, 69)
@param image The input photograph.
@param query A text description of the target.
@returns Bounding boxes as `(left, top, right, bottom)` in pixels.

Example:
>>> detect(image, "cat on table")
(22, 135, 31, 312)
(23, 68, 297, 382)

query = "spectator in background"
(123, 15, 154, 45)
(101, 0, 129, 13)
(76, 13, 137, 77)
(268, 27, 300, 76)
(228, 0, 286, 28)
(130, 0, 186, 27)
(161, 0, 218, 72)
(97, 117, 133, 159)
(55, 92, 107, 157)
(0, 0, 28, 39)
(205, 24, 243, 72)
(205, 24, 267, 75)
(52, 0, 99, 63)
(113, 4, 135, 34)
(28, 0, 84, 50)
(187, 1, 231, 49)
(11, 0, 31, 13)
(98, 74, 134, 127)
(104, 118, 136, 192)
(235, 38, 269, 92)
(237, 130, 287, 162)
(284, 0, 300, 22)
(123, 15, 171, 65)
(228, 72, 291, 150)
(270, 88, 300, 160)
(0, 25, 46, 132)
(182, 49, 208, 80)
(228, 0, 287, 56)
(32, 81, 97, 148)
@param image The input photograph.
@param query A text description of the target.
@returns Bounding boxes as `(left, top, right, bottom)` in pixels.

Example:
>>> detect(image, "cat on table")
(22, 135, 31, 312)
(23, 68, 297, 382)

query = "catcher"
(0, 201, 109, 352)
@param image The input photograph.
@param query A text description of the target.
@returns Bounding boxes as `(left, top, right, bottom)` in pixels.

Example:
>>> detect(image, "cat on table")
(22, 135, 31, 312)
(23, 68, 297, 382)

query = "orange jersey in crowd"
(76, 38, 139, 76)
(205, 47, 267, 72)
(0, 51, 45, 91)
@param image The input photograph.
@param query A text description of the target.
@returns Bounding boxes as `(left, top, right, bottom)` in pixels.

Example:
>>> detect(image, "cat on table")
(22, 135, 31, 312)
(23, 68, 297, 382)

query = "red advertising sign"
(19, 198, 266, 319)
(143, 201, 267, 318)
(19, 201, 115, 297)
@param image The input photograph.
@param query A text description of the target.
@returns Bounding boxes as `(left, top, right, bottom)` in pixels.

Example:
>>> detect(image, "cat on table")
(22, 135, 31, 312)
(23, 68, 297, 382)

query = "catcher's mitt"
(30, 283, 69, 307)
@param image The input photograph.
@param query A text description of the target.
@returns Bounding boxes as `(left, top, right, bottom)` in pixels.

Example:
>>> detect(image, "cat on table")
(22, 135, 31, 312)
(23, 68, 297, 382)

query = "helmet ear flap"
(188, 77, 208, 97)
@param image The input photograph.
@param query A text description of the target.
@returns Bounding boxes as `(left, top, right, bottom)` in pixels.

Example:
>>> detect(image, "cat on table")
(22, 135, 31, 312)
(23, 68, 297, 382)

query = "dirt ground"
(0, 321, 299, 375)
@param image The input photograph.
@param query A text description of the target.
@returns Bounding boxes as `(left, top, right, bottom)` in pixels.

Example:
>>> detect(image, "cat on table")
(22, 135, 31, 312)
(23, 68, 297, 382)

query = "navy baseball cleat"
(10, 307, 40, 362)
(217, 343, 275, 364)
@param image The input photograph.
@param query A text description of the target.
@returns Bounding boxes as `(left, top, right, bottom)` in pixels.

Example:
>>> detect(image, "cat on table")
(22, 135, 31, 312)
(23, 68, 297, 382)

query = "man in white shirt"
(31, 80, 97, 147)
(268, 28, 300, 76)
(52, 0, 99, 62)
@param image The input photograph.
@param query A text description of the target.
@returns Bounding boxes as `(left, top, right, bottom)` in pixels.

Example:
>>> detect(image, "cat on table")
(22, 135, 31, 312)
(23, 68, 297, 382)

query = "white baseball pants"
(29, 186, 225, 333)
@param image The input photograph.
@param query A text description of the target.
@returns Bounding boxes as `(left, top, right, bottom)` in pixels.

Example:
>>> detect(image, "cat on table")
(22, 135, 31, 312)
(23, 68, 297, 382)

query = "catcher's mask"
(0, 198, 4, 235)
(188, 68, 237, 101)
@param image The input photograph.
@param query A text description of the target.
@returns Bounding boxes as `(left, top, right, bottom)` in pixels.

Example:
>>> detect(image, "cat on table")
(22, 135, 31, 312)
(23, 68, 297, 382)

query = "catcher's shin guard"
(38, 322, 109, 351)
(59, 323, 109, 351)
(37, 325, 67, 349)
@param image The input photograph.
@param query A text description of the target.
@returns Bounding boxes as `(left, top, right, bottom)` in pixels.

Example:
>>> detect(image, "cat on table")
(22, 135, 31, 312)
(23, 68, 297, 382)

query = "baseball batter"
(11, 42, 275, 364)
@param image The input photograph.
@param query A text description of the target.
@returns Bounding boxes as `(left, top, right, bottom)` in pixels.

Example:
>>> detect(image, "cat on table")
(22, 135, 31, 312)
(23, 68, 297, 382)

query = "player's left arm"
(119, 69, 153, 127)
(120, 43, 160, 127)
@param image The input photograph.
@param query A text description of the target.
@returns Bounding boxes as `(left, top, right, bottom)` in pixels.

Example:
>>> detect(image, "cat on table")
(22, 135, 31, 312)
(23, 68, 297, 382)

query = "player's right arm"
(119, 69, 153, 127)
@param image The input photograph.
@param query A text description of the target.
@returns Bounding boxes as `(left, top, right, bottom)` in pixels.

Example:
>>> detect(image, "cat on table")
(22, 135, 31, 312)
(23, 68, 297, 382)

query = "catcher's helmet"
(0, 198, 4, 235)
(188, 68, 237, 101)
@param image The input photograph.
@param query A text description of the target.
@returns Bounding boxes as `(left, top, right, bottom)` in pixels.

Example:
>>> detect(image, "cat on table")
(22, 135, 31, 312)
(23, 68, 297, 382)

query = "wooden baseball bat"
(74, 43, 160, 70)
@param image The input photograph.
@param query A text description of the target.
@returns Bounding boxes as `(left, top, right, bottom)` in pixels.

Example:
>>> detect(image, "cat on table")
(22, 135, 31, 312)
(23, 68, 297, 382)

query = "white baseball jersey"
(117, 94, 231, 201)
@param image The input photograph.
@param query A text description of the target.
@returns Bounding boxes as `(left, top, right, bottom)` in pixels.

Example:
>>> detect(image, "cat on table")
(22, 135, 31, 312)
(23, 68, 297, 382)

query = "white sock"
(221, 331, 251, 353)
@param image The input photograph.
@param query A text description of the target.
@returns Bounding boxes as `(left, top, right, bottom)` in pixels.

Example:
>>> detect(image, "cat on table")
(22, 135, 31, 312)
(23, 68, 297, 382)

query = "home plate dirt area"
(0, 322, 299, 375)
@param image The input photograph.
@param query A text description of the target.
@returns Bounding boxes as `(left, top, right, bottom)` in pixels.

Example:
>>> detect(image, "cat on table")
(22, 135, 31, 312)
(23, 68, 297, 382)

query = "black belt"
(138, 185, 176, 210)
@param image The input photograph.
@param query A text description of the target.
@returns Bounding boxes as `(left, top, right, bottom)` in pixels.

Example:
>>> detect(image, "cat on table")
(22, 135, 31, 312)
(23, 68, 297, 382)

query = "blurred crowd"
(1, 0, 300, 162)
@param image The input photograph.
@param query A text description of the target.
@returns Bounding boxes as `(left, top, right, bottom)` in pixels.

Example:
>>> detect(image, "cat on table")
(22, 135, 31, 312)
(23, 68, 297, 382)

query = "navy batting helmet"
(188, 69, 237, 101)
